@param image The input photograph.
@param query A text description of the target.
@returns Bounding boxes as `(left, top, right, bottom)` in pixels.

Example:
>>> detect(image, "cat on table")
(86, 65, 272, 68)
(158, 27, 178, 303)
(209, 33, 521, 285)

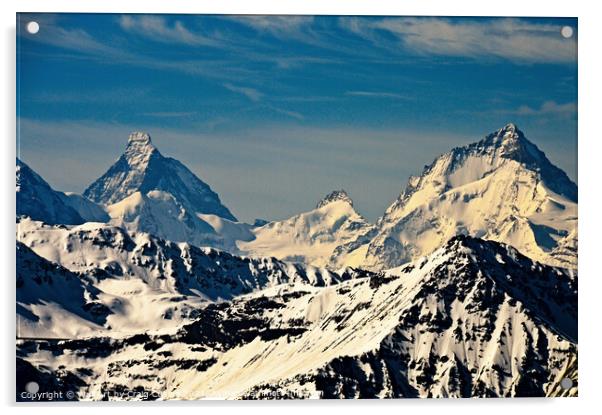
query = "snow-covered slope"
(106, 191, 217, 245)
(59, 192, 110, 223)
(16, 235, 577, 399)
(16, 159, 86, 225)
(106, 191, 255, 253)
(16, 217, 373, 338)
(17, 242, 111, 338)
(17, 232, 209, 339)
(17, 159, 109, 225)
(346, 124, 577, 270)
(83, 132, 237, 221)
(238, 190, 376, 268)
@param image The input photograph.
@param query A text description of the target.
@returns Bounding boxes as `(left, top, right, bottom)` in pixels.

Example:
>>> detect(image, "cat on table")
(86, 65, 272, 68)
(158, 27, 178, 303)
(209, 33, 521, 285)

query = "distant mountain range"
(16, 123, 578, 399)
(18, 124, 577, 271)
(238, 190, 376, 267)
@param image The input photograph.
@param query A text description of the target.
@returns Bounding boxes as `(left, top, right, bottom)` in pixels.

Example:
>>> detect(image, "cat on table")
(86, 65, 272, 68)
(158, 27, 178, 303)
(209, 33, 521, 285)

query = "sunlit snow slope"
(239, 190, 376, 268)
(17, 235, 577, 399)
(17, 217, 373, 338)
(343, 124, 577, 270)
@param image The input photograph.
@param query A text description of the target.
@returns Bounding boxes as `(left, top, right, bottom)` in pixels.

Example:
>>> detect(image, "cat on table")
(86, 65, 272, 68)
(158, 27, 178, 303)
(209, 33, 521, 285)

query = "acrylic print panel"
(15, 13, 578, 401)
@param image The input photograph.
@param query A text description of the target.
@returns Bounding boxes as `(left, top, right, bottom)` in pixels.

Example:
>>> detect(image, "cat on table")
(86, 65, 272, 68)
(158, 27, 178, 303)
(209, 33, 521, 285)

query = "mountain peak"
(16, 158, 86, 225)
(489, 122, 525, 147)
(500, 122, 519, 135)
(125, 132, 156, 160)
(83, 132, 237, 221)
(448, 123, 550, 169)
(128, 131, 152, 146)
(316, 190, 353, 209)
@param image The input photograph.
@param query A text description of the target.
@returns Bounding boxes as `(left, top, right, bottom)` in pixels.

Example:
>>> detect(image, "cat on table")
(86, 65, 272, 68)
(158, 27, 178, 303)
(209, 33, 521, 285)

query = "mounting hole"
(26, 21, 39, 34)
(561, 26, 574, 39)
(25, 381, 39, 394)
(560, 377, 574, 390)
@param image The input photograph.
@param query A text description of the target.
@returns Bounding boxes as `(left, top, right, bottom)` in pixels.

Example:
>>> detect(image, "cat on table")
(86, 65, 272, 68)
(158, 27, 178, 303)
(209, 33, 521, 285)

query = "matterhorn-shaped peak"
(83, 132, 237, 220)
(124, 131, 156, 159)
(316, 189, 353, 209)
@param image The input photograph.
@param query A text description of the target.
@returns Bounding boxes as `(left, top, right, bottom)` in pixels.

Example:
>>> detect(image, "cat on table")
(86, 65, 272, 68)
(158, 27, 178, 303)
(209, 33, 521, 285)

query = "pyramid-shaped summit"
(454, 123, 577, 202)
(355, 123, 578, 270)
(83, 132, 237, 221)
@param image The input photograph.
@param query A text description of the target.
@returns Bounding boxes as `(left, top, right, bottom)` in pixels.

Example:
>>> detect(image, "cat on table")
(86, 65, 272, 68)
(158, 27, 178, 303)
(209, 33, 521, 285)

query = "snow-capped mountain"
(17, 242, 112, 338)
(346, 124, 577, 270)
(17, 158, 82, 225)
(16, 217, 373, 338)
(15, 123, 579, 400)
(238, 190, 376, 267)
(106, 190, 217, 246)
(17, 235, 577, 399)
(16, 159, 107, 225)
(84, 132, 237, 221)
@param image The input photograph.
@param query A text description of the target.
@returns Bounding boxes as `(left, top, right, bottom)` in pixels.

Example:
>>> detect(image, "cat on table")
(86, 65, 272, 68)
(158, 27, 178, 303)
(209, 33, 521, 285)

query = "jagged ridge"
(17, 217, 374, 337)
(355, 123, 578, 270)
(16, 235, 577, 399)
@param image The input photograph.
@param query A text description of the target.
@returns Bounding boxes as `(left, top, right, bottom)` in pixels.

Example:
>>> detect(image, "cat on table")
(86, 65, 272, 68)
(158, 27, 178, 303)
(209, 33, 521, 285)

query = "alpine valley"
(16, 124, 578, 400)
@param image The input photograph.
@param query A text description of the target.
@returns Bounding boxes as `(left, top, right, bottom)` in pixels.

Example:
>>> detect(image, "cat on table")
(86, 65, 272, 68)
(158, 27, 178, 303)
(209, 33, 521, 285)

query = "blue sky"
(17, 14, 577, 222)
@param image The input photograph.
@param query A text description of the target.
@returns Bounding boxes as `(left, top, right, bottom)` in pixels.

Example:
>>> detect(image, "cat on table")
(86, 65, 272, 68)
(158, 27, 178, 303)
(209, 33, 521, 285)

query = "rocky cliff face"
(17, 235, 577, 399)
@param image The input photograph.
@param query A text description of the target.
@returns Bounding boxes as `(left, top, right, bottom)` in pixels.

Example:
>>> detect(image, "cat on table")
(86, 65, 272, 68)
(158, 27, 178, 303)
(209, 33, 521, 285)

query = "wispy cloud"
(22, 23, 125, 58)
(223, 83, 263, 102)
(141, 111, 197, 118)
(267, 106, 304, 120)
(229, 16, 314, 36)
(340, 17, 577, 63)
(345, 91, 412, 100)
(22, 21, 261, 82)
(27, 87, 150, 104)
(457, 100, 577, 119)
(226, 15, 341, 53)
(118, 15, 216, 46)
(514, 101, 577, 116)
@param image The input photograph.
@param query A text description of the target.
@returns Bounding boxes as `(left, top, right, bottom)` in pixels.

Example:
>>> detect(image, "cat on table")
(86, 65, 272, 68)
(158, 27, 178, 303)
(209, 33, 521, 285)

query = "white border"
(3, 1, 601, 414)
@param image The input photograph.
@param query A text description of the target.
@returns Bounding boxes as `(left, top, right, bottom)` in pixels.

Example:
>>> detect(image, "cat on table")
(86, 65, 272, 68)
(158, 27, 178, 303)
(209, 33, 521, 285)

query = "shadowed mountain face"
(83, 132, 237, 221)
(16, 241, 111, 338)
(16, 235, 577, 399)
(17, 159, 109, 225)
(17, 159, 85, 225)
